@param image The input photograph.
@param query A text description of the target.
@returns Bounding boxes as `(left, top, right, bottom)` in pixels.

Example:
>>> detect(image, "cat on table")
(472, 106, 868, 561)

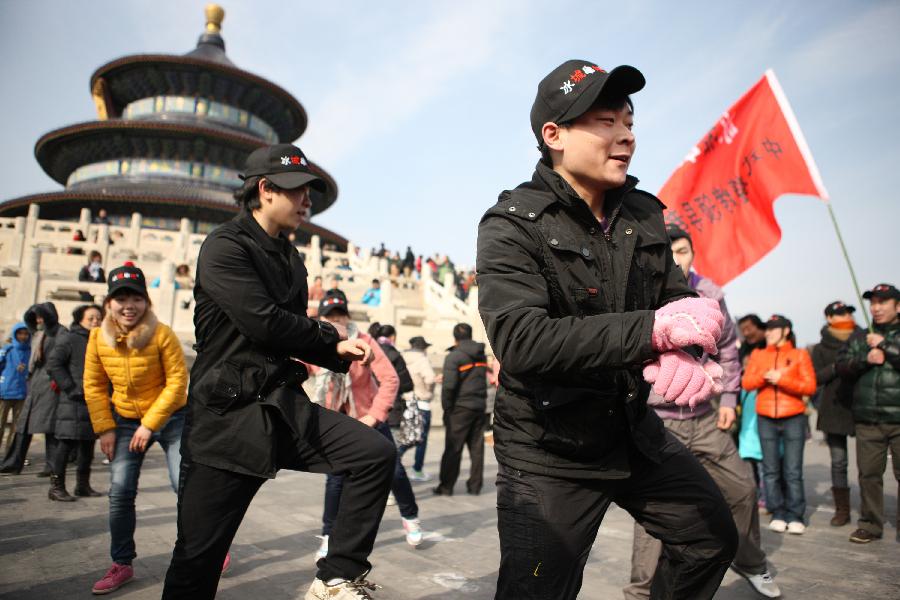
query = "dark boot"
(74, 471, 101, 497)
(48, 473, 76, 502)
(831, 486, 851, 526)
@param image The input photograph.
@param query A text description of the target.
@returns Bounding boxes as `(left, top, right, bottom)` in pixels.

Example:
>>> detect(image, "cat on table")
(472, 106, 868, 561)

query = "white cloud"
(300, 0, 520, 165)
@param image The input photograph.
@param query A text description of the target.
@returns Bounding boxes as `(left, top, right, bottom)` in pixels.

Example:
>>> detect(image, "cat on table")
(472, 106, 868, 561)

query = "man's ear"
(257, 178, 269, 204)
(542, 122, 566, 153)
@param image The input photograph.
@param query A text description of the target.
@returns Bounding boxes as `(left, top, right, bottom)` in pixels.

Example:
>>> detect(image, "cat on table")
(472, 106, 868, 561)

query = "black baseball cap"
(107, 265, 148, 298)
(530, 61, 645, 145)
(319, 290, 349, 317)
(862, 283, 899, 301)
(824, 301, 856, 317)
(240, 143, 326, 192)
(766, 314, 793, 329)
(409, 336, 432, 350)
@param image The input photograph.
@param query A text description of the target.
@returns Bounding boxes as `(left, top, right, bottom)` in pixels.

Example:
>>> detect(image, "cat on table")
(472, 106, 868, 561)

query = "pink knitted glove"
(652, 297, 725, 355)
(643, 351, 724, 408)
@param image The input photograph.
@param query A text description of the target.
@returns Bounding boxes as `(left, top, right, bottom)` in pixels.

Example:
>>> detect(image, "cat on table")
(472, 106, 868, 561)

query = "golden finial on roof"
(205, 4, 225, 34)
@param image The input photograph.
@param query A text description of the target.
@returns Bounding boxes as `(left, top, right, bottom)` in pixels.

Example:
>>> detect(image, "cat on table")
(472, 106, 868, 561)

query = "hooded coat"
(0, 323, 30, 400)
(16, 303, 66, 434)
(46, 323, 95, 440)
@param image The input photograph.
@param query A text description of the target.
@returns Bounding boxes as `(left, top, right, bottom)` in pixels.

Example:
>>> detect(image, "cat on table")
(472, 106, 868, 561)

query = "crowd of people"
(0, 74, 897, 598)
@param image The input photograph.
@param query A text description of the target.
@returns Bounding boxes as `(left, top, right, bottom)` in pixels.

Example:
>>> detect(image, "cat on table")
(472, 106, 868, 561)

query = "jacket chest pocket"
(543, 231, 602, 289)
(205, 360, 243, 415)
(629, 239, 668, 310)
(572, 286, 605, 317)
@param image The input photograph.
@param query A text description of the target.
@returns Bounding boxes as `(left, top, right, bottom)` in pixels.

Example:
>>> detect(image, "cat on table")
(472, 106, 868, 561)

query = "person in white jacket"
(401, 336, 436, 481)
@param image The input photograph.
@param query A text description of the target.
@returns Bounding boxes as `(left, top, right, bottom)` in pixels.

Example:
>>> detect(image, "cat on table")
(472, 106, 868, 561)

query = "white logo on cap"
(280, 156, 291, 166)
(560, 80, 574, 95)
(582, 66, 596, 75)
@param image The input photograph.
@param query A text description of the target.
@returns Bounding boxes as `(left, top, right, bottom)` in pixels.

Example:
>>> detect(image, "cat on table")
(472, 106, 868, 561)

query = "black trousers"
(438, 405, 486, 493)
(50, 438, 95, 476)
(162, 403, 395, 600)
(495, 431, 738, 600)
(1, 432, 57, 473)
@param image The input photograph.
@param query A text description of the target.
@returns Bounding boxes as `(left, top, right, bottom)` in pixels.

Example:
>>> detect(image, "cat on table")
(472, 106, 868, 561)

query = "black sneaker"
(849, 528, 881, 543)
(432, 486, 452, 496)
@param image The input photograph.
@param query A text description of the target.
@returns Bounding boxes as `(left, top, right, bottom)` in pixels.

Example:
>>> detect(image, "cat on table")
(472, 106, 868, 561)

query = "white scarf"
(313, 322, 359, 417)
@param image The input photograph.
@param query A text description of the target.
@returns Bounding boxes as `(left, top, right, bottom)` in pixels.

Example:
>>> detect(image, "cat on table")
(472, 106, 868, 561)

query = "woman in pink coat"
(309, 291, 424, 563)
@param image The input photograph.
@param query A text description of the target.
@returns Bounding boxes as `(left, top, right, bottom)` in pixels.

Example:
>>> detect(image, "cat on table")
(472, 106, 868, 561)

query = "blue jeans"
(323, 422, 417, 535)
(399, 409, 431, 472)
(110, 409, 184, 564)
(757, 414, 806, 523)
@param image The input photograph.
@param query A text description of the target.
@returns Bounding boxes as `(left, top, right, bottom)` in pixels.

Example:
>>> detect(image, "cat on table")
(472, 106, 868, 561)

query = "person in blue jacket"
(0, 323, 31, 452)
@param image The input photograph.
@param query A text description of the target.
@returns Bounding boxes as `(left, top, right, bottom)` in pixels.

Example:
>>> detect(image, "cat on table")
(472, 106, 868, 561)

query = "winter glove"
(652, 297, 724, 356)
(50, 380, 60, 394)
(643, 350, 724, 408)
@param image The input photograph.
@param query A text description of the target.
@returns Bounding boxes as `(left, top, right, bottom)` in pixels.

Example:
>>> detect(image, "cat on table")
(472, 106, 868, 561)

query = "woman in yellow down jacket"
(83, 265, 188, 595)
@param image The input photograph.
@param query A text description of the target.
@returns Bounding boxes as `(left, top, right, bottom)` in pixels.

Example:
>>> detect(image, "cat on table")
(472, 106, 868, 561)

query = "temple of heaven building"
(0, 4, 346, 246)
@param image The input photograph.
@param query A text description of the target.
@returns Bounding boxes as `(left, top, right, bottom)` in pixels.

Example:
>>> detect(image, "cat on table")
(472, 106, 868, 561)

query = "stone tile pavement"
(1, 427, 898, 599)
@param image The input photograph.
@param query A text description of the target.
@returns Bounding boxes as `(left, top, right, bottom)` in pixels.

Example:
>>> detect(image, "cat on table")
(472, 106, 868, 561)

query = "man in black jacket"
(434, 323, 488, 496)
(162, 144, 394, 600)
(477, 61, 736, 599)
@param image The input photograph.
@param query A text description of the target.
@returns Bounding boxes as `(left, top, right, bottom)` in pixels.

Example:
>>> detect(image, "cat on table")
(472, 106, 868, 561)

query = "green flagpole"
(825, 201, 872, 332)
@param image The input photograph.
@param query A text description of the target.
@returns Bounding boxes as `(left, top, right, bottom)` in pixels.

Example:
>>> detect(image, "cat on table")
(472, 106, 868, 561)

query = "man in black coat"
(476, 60, 736, 599)
(162, 144, 394, 600)
(434, 323, 488, 496)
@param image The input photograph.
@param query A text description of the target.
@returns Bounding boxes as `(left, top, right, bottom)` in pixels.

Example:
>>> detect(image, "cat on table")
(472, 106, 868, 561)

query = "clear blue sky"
(1, 0, 897, 344)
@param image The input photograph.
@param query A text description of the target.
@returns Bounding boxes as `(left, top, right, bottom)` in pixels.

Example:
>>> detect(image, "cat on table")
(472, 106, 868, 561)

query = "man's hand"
(764, 369, 783, 385)
(99, 430, 116, 461)
(867, 348, 886, 365)
(358, 414, 378, 428)
(652, 297, 725, 355)
(129, 425, 153, 453)
(337, 339, 372, 363)
(717, 406, 736, 431)
(867, 333, 885, 349)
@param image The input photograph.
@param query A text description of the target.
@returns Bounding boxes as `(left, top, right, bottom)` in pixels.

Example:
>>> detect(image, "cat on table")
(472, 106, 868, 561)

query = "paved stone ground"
(1, 426, 898, 599)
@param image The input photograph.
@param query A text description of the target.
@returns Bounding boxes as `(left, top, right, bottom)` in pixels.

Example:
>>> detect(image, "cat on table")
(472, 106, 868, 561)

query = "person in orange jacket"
(742, 314, 816, 535)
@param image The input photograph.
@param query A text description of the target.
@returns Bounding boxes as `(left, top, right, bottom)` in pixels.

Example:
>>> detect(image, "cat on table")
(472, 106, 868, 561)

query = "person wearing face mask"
(83, 265, 188, 595)
(0, 303, 67, 476)
(810, 301, 864, 527)
(742, 315, 816, 536)
(78, 251, 106, 283)
(45, 304, 105, 501)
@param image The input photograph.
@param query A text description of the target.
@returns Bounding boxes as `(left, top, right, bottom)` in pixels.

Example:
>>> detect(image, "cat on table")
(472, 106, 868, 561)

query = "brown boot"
(830, 486, 851, 526)
(48, 473, 76, 502)
(74, 470, 101, 497)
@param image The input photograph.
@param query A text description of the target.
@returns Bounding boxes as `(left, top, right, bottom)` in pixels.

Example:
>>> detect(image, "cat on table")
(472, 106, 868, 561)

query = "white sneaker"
(787, 521, 806, 535)
(386, 492, 396, 506)
(315, 535, 328, 562)
(768, 519, 787, 533)
(730, 565, 782, 598)
(402, 517, 423, 546)
(409, 469, 431, 482)
(305, 577, 380, 599)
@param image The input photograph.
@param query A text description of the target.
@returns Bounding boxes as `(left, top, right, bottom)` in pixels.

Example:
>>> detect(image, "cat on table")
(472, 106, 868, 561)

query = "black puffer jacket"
(441, 340, 488, 413)
(379, 342, 414, 427)
(836, 320, 900, 425)
(476, 162, 694, 479)
(811, 326, 860, 436)
(46, 324, 95, 441)
(183, 213, 347, 478)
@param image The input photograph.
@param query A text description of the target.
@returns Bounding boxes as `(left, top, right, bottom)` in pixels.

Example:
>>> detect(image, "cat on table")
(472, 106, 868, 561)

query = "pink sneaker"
(222, 552, 232, 575)
(92, 563, 134, 595)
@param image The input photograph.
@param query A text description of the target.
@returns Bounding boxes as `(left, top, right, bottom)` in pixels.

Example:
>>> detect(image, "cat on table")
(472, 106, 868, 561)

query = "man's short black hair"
(540, 94, 634, 165)
(371, 278, 380, 285)
(233, 176, 284, 211)
(738, 314, 765, 330)
(453, 323, 473, 341)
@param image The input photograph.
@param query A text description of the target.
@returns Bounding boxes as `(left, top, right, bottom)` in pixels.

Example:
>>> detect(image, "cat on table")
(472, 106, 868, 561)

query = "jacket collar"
(534, 161, 639, 217)
(100, 310, 159, 351)
(235, 211, 291, 255)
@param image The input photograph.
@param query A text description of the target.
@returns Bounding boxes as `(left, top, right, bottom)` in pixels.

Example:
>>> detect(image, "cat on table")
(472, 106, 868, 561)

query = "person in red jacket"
(742, 314, 816, 535)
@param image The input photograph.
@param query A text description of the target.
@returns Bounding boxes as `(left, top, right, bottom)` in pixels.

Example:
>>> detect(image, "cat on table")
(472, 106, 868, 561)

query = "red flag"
(658, 70, 828, 286)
